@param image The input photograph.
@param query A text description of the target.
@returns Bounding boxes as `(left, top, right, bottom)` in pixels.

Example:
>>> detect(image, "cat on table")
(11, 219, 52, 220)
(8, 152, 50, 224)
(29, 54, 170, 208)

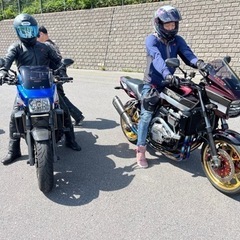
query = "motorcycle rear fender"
(214, 129, 240, 145)
(31, 127, 50, 141)
(120, 76, 143, 99)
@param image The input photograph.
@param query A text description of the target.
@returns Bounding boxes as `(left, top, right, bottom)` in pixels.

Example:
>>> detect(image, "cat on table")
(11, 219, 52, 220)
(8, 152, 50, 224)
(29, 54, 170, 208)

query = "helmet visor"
(157, 7, 182, 23)
(15, 25, 38, 39)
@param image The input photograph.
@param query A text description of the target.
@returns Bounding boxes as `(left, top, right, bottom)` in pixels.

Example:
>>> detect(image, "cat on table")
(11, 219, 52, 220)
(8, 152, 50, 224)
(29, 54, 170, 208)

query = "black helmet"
(13, 13, 38, 45)
(153, 5, 182, 41)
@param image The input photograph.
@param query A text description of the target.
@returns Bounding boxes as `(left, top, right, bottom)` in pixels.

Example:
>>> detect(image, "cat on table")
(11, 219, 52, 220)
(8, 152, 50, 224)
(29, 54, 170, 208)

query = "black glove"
(196, 60, 212, 73)
(0, 69, 8, 85)
(165, 75, 180, 87)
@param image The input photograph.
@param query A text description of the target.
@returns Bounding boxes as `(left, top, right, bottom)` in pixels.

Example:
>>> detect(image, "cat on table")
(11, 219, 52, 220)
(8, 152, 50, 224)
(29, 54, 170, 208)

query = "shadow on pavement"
(46, 130, 135, 206)
(0, 129, 5, 134)
(147, 145, 205, 177)
(74, 117, 120, 130)
(147, 146, 240, 202)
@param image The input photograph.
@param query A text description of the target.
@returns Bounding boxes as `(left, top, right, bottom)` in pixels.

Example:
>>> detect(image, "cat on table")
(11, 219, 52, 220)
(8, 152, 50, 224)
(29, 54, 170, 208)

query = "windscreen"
(19, 66, 52, 89)
(209, 59, 240, 90)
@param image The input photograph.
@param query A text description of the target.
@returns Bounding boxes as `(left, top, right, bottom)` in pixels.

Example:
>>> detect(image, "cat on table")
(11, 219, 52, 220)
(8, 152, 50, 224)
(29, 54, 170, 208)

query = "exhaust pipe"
(112, 96, 138, 134)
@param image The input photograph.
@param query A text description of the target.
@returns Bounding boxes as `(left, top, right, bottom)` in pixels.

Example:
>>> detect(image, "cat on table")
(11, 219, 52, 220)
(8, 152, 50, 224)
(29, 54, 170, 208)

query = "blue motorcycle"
(0, 58, 74, 193)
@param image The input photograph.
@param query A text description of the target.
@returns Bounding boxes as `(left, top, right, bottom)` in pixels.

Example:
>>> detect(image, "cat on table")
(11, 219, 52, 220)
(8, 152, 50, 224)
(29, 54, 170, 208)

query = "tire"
(120, 100, 139, 144)
(35, 140, 54, 193)
(201, 139, 240, 195)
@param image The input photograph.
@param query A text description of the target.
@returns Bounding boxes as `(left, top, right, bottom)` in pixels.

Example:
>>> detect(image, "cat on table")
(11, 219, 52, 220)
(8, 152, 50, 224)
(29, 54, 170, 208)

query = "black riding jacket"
(3, 40, 62, 71)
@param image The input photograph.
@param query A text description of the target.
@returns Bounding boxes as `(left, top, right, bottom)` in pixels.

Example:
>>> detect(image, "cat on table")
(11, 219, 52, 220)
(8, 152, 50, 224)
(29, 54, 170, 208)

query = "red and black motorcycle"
(113, 56, 240, 195)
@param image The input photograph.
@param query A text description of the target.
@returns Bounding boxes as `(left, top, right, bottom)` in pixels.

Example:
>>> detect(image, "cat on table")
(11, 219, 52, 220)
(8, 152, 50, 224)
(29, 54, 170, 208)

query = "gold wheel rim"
(120, 106, 138, 142)
(203, 140, 240, 191)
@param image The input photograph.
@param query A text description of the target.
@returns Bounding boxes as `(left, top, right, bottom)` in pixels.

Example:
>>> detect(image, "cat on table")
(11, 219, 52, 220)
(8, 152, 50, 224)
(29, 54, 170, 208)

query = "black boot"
(1, 139, 21, 165)
(2, 110, 22, 165)
(58, 94, 81, 151)
(65, 127, 81, 151)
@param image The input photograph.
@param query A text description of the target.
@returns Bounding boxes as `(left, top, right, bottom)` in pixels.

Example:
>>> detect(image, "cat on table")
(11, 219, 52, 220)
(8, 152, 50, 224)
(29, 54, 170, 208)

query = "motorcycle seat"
(120, 76, 144, 99)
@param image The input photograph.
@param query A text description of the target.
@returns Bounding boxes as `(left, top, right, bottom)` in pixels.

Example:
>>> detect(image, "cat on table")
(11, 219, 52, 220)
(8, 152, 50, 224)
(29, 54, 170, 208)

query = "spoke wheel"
(201, 139, 240, 195)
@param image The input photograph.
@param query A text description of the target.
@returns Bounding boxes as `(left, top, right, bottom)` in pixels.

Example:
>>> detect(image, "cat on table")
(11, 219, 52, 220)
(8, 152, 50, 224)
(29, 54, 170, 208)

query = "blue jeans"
(137, 84, 154, 146)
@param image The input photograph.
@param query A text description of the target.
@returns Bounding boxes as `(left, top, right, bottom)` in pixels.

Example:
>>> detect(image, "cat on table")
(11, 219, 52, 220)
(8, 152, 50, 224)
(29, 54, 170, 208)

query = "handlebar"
(1, 74, 73, 86)
(54, 76, 73, 83)
(58, 77, 73, 81)
(0, 58, 75, 86)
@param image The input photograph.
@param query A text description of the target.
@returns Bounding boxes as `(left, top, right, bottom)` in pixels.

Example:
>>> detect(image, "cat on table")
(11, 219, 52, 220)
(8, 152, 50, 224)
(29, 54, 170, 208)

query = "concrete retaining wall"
(0, 0, 240, 73)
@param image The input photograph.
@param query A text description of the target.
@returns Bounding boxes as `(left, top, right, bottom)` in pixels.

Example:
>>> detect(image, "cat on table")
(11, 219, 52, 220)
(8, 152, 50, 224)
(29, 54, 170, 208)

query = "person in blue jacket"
(136, 5, 209, 168)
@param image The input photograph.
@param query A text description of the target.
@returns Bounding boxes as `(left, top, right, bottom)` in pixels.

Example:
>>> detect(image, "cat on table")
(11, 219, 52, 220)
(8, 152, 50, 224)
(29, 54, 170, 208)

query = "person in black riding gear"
(0, 13, 81, 166)
(37, 26, 85, 126)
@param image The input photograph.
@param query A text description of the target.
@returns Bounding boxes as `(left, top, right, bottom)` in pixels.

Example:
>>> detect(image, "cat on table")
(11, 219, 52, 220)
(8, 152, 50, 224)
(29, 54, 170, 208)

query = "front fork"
(198, 86, 221, 167)
(26, 114, 34, 166)
(16, 110, 59, 166)
(50, 110, 58, 163)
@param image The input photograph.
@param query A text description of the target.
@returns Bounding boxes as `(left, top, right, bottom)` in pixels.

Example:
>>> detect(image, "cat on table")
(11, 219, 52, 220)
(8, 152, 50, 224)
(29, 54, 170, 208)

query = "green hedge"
(0, 0, 162, 20)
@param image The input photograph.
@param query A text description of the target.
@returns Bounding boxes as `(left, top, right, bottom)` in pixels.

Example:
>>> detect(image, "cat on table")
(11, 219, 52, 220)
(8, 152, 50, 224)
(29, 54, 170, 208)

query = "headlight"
(29, 98, 50, 113)
(228, 100, 240, 117)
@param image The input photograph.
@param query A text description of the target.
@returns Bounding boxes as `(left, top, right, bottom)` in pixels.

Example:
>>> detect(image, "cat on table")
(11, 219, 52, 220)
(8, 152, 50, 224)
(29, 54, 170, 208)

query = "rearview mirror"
(223, 56, 231, 64)
(165, 58, 180, 68)
(61, 58, 74, 67)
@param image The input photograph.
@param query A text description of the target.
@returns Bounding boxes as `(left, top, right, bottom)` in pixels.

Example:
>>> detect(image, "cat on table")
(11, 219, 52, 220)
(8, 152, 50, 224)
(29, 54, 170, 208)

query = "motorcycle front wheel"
(201, 139, 240, 195)
(120, 100, 139, 144)
(35, 140, 54, 193)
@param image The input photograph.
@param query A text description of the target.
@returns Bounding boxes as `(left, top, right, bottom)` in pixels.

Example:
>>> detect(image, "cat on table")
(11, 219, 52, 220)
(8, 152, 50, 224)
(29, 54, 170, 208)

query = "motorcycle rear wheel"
(35, 140, 54, 193)
(120, 100, 139, 144)
(201, 139, 240, 195)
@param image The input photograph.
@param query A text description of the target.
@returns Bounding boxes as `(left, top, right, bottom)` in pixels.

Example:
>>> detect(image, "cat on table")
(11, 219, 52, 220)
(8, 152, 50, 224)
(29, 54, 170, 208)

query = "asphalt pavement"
(1, 68, 240, 240)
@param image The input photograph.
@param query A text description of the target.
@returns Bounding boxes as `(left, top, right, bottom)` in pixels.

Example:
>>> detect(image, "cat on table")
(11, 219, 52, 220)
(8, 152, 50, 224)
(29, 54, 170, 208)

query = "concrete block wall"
(0, 0, 240, 74)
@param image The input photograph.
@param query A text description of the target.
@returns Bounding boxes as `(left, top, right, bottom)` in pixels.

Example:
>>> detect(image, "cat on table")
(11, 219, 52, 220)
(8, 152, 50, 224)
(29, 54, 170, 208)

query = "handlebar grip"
(59, 77, 73, 81)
